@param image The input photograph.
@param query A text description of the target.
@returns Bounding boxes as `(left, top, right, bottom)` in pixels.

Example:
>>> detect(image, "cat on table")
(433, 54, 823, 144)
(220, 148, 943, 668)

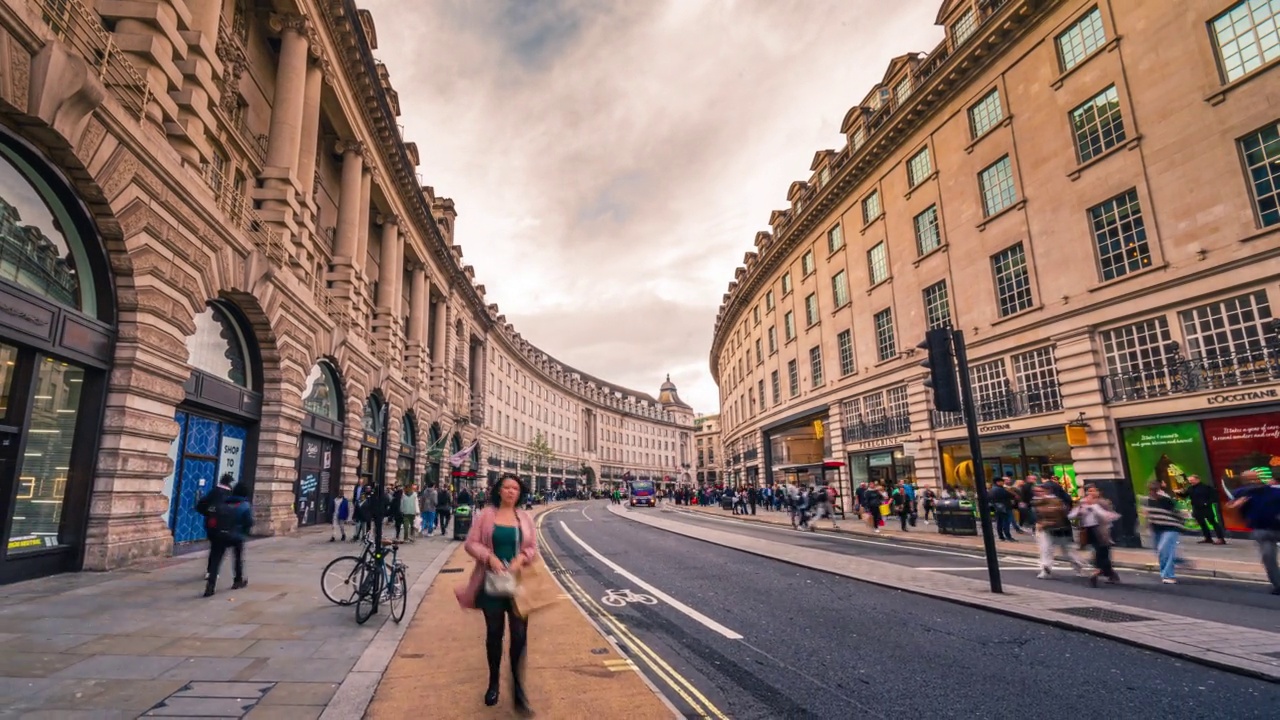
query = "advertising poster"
(1203, 412, 1280, 533)
(1121, 422, 1210, 531)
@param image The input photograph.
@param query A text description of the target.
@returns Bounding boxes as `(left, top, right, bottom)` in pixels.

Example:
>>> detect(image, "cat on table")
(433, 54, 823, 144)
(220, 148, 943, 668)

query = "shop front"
(764, 411, 842, 491)
(937, 426, 1079, 498)
(847, 439, 919, 495)
(0, 127, 117, 582)
(296, 361, 343, 527)
(164, 302, 262, 545)
(1118, 404, 1280, 535)
(426, 422, 443, 490)
(357, 396, 386, 496)
(397, 413, 418, 490)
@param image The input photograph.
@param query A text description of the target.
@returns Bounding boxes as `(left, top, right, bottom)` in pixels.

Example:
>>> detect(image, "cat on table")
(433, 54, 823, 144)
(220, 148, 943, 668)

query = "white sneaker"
(1161, 578, 1178, 584)
(1037, 571, 1050, 579)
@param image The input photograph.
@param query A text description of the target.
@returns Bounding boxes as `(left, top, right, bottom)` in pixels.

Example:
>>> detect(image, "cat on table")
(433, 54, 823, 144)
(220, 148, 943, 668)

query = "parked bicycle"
(353, 538, 408, 624)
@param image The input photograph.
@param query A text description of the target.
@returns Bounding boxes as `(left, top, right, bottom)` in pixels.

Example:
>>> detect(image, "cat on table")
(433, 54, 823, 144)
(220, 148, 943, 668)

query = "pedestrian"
(990, 477, 1017, 542)
(1143, 480, 1187, 584)
(891, 485, 911, 531)
(398, 483, 419, 542)
(862, 483, 884, 533)
(198, 474, 253, 597)
(420, 481, 438, 537)
(437, 484, 453, 537)
(922, 489, 936, 525)
(330, 493, 348, 542)
(1226, 470, 1280, 595)
(456, 474, 537, 716)
(1031, 484, 1084, 578)
(1181, 474, 1227, 545)
(1070, 484, 1121, 587)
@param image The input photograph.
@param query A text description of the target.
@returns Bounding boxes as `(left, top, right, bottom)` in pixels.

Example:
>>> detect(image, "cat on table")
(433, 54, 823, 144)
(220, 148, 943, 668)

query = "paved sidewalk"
(621, 505, 1280, 683)
(365, 538, 676, 719)
(676, 504, 1268, 582)
(0, 527, 452, 719)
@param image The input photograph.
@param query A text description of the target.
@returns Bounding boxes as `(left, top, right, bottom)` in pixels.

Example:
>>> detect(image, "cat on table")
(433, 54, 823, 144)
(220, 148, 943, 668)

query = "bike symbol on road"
(601, 588, 658, 607)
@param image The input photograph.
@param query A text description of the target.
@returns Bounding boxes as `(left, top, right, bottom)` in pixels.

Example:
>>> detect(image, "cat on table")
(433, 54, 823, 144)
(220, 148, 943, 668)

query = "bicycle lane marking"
(558, 521, 744, 640)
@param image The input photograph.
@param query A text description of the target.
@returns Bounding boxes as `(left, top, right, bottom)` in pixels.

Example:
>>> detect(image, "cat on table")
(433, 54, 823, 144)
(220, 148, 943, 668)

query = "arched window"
(186, 302, 252, 388)
(401, 413, 416, 448)
(302, 362, 342, 420)
(0, 140, 98, 315)
(362, 395, 384, 438)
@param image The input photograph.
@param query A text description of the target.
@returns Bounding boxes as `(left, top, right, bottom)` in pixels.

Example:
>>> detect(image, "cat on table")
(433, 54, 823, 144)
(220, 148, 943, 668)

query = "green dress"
(477, 524, 520, 609)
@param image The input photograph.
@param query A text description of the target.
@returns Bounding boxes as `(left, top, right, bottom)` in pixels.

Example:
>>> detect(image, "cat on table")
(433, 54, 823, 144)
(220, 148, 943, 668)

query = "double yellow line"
(536, 508, 729, 720)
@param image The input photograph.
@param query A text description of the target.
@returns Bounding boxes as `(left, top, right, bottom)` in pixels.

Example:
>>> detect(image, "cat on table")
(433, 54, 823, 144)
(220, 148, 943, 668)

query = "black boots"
(483, 682, 499, 707)
(512, 673, 534, 717)
(232, 578, 248, 590)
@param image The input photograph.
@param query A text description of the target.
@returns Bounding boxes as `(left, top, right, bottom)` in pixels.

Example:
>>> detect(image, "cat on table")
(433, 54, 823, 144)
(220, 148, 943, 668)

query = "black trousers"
(483, 602, 529, 687)
(1193, 507, 1225, 542)
(207, 536, 244, 584)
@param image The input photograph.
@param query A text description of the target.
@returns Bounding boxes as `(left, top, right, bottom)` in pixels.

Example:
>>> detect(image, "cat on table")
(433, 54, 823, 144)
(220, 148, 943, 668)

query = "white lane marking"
(581, 506, 593, 522)
(916, 566, 1042, 572)
(559, 521, 744, 640)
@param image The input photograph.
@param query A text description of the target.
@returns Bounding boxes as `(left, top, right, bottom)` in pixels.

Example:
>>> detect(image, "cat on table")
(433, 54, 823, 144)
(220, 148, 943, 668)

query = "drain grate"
(143, 681, 276, 717)
(439, 568, 464, 574)
(1054, 606, 1152, 624)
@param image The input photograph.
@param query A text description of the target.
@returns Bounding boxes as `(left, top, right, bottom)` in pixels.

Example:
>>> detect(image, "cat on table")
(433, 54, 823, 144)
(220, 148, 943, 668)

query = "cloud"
(362, 0, 944, 414)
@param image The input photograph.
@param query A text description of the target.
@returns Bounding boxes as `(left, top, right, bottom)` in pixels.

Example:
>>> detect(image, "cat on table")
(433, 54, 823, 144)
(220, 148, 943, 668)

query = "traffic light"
(918, 329, 961, 412)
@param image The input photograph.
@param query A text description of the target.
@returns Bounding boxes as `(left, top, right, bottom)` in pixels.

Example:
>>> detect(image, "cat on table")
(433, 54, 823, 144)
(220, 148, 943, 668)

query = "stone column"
(405, 266, 428, 379)
(327, 141, 364, 305)
(264, 15, 310, 172)
(430, 298, 449, 401)
(294, 61, 325, 273)
(356, 170, 373, 274)
(373, 216, 402, 344)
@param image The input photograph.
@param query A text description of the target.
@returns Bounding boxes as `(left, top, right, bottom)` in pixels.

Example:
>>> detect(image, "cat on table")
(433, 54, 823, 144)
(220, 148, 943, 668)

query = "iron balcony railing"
(743, 448, 758, 461)
(31, 0, 152, 120)
(1100, 341, 1280, 404)
(843, 414, 911, 443)
(932, 381, 1063, 430)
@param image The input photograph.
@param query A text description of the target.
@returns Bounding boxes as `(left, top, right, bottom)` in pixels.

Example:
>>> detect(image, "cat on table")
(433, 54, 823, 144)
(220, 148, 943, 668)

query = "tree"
(527, 431, 555, 472)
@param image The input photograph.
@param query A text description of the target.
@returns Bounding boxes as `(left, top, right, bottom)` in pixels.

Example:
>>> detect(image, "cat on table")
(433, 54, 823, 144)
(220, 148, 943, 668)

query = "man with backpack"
(1227, 470, 1280, 595)
(197, 473, 253, 597)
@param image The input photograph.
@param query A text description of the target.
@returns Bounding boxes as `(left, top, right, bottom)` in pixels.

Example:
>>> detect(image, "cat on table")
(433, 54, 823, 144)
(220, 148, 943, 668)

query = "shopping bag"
(514, 558, 561, 618)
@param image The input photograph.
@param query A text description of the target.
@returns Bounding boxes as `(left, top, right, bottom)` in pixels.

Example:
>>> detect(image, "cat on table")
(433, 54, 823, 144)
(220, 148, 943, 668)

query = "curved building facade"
(0, 0, 690, 583)
(711, 0, 1280, 521)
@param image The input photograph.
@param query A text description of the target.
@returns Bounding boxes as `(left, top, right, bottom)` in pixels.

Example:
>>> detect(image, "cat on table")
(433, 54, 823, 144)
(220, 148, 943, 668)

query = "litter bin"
(720, 495, 733, 511)
(452, 505, 473, 541)
(936, 500, 977, 536)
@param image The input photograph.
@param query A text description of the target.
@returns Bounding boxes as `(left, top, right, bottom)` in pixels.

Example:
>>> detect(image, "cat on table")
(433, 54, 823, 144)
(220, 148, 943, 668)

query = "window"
(755, 338, 763, 364)
(1212, 0, 1280, 83)
(819, 166, 831, 186)
(802, 250, 816, 276)
(867, 242, 889, 285)
(1071, 86, 1126, 163)
(922, 280, 951, 329)
(1100, 317, 1173, 376)
(827, 224, 844, 253)
(805, 293, 819, 326)
(914, 205, 942, 256)
(765, 289, 775, 310)
(768, 325, 777, 353)
(1056, 7, 1106, 72)
(862, 191, 882, 224)
(1089, 189, 1152, 281)
(837, 329, 855, 376)
(971, 359, 1011, 412)
(969, 88, 1004, 138)
(951, 8, 977, 46)
(187, 303, 252, 387)
(907, 146, 932, 187)
(1179, 290, 1274, 358)
(758, 379, 767, 411)
(771, 370, 781, 404)
(992, 243, 1034, 317)
(979, 156, 1017, 216)
(894, 74, 913, 106)
(874, 308, 896, 361)
(832, 270, 849, 307)
(809, 346, 824, 387)
(787, 360, 800, 396)
(753, 305, 761, 325)
(748, 387, 756, 415)
(782, 272, 792, 295)
(852, 126, 867, 150)
(1012, 346, 1062, 412)
(784, 311, 796, 341)
(1241, 122, 1280, 227)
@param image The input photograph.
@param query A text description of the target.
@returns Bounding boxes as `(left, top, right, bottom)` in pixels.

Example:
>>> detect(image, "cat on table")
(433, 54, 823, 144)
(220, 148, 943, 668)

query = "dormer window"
(951, 8, 977, 47)
(819, 166, 831, 186)
(894, 75, 913, 106)
(853, 127, 867, 150)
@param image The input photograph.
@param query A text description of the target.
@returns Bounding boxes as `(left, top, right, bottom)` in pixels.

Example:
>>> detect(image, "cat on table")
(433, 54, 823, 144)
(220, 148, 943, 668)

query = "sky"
(362, 0, 945, 415)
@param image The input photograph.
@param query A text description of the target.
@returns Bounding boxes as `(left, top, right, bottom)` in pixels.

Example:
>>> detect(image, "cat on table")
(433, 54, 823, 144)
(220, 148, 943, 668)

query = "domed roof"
(657, 374, 692, 410)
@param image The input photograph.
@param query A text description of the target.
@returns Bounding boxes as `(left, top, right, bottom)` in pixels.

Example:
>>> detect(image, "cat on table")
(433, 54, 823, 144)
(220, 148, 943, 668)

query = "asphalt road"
(537, 501, 1279, 720)
(658, 506, 1280, 631)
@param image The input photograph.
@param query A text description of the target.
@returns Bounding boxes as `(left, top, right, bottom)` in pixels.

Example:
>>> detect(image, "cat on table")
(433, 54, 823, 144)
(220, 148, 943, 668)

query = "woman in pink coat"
(455, 474, 538, 715)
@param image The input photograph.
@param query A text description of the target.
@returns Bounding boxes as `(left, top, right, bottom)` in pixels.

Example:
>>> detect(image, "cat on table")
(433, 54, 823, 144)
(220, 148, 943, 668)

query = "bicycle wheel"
(389, 567, 408, 623)
(321, 556, 364, 606)
(354, 570, 382, 625)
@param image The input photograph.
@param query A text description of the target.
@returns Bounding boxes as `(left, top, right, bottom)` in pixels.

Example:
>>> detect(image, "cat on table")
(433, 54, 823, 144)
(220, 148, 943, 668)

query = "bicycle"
(354, 538, 408, 624)
(320, 539, 377, 607)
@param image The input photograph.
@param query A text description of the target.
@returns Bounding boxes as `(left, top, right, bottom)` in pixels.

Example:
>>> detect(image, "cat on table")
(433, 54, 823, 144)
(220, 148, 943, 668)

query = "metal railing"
(843, 414, 911, 442)
(1100, 342, 1280, 404)
(932, 382, 1063, 429)
(199, 162, 286, 266)
(31, 0, 152, 121)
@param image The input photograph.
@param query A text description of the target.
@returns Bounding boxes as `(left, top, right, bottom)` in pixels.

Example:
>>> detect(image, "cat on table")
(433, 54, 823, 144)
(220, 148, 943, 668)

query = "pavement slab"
(365, 540, 677, 720)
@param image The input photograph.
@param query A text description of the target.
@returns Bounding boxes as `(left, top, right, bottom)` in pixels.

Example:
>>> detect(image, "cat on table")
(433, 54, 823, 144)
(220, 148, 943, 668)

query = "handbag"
(483, 524, 522, 598)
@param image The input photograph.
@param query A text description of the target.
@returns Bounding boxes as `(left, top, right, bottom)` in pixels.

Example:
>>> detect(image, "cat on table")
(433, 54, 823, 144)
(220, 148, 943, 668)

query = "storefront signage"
(901, 441, 921, 457)
(364, 433, 380, 446)
(854, 436, 906, 450)
(868, 454, 895, 468)
(1065, 425, 1088, 447)
(979, 423, 1011, 434)
(1206, 389, 1278, 405)
(219, 436, 244, 481)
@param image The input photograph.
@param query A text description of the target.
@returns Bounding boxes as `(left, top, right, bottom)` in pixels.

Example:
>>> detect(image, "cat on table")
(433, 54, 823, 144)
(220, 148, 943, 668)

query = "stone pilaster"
(255, 13, 311, 258)
(905, 377, 942, 489)
(1054, 329, 1123, 481)
(252, 365, 306, 537)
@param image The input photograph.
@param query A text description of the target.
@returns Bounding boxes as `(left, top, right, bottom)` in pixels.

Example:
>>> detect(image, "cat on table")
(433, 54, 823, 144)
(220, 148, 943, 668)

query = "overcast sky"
(362, 0, 944, 414)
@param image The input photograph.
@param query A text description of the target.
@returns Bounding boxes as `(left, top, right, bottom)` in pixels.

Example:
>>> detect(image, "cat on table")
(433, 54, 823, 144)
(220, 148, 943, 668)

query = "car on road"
(629, 479, 656, 507)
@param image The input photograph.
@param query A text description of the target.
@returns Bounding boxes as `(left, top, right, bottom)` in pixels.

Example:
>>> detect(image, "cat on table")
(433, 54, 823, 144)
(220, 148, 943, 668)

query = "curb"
(320, 539, 457, 720)
(666, 507, 1267, 583)
(623, 506, 1280, 685)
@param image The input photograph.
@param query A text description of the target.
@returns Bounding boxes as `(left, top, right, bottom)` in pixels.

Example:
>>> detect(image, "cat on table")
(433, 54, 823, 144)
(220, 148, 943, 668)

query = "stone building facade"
(710, 0, 1280, 527)
(0, 0, 690, 585)
(694, 414, 722, 486)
